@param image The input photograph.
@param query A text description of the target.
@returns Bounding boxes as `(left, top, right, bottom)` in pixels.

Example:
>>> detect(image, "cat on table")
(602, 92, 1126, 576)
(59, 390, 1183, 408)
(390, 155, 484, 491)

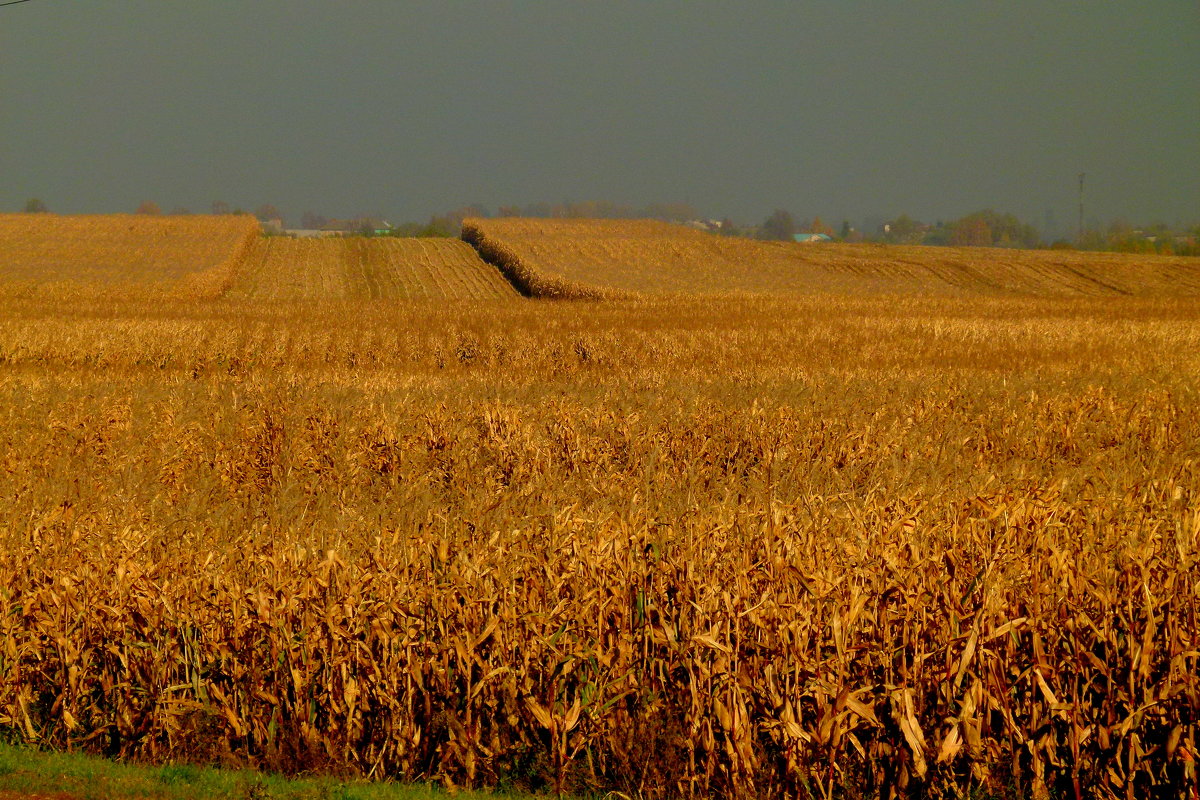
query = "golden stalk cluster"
(1, 288, 1198, 798)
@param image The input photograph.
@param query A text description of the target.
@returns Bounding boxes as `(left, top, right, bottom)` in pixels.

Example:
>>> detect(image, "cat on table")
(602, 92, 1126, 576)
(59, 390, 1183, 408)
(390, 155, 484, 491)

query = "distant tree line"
(15, 196, 1199, 255)
(299, 201, 708, 239)
(755, 206, 1200, 256)
(493, 201, 701, 222)
(757, 210, 837, 241)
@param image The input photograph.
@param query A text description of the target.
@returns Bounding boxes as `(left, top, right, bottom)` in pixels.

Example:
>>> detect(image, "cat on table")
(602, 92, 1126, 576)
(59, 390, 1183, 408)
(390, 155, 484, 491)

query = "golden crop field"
(0, 214, 259, 299)
(464, 217, 1200, 299)
(1, 298, 1198, 800)
(231, 237, 519, 301)
(0, 220, 1198, 799)
(0, 215, 517, 304)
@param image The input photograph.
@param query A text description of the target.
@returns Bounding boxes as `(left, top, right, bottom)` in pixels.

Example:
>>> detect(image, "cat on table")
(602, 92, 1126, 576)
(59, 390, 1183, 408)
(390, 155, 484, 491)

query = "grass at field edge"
(0, 743, 1041, 800)
(0, 743, 547, 800)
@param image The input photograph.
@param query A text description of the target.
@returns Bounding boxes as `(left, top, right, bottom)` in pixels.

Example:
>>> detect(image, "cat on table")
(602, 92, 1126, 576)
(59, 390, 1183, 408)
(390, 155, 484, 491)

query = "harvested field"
(0, 214, 259, 298)
(231, 237, 519, 301)
(1, 286, 1198, 799)
(0, 216, 518, 303)
(463, 217, 1200, 298)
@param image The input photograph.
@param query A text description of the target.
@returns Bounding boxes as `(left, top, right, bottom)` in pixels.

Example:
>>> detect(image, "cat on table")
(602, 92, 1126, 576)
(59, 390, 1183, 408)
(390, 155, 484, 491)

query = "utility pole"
(1077, 173, 1086, 242)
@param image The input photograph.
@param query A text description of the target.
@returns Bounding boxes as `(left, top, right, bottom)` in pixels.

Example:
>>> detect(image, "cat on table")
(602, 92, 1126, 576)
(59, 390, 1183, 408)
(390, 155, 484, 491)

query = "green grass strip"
(0, 742, 540, 800)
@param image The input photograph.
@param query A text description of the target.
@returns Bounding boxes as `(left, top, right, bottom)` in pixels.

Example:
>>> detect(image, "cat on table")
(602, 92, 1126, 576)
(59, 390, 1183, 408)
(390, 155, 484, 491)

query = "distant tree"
(255, 204, 281, 222)
(644, 202, 699, 222)
(211, 200, 230, 215)
(458, 203, 491, 220)
(565, 201, 598, 219)
(565, 200, 633, 219)
(1105, 219, 1140, 252)
(592, 201, 636, 219)
(300, 211, 328, 230)
(497, 205, 522, 217)
(419, 217, 456, 237)
(884, 214, 921, 244)
(23, 198, 49, 213)
(1107, 218, 1133, 239)
(809, 216, 834, 236)
(426, 213, 461, 236)
(949, 217, 991, 247)
(947, 210, 1039, 248)
(424, 205, 491, 236)
(840, 220, 852, 240)
(136, 201, 162, 215)
(761, 209, 796, 241)
(169, 206, 192, 215)
(923, 222, 951, 246)
(717, 218, 757, 238)
(1077, 229, 1107, 251)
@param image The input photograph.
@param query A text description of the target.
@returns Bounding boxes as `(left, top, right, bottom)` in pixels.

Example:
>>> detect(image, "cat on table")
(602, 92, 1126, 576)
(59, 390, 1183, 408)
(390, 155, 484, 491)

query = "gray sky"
(3, 1, 1197, 232)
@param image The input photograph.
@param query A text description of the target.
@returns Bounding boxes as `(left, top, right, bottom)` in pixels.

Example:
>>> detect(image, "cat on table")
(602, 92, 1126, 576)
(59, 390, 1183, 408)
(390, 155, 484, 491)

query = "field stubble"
(0, 292, 1198, 799)
(0, 216, 518, 304)
(463, 217, 1200, 299)
(0, 215, 259, 300)
(229, 237, 518, 302)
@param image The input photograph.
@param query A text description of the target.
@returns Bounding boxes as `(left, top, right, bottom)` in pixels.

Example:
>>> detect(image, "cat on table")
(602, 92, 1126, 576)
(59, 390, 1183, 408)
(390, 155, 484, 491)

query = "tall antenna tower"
(1077, 173, 1086, 242)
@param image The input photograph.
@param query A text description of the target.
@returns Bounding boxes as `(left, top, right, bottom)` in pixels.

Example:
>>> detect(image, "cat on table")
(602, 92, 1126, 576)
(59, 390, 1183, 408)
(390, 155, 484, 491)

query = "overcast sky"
(3, 1, 1197, 232)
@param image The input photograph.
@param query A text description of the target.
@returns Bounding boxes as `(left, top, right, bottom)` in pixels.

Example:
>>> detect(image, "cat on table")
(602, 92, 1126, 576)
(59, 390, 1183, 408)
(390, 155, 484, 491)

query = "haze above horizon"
(2, 1, 1197, 232)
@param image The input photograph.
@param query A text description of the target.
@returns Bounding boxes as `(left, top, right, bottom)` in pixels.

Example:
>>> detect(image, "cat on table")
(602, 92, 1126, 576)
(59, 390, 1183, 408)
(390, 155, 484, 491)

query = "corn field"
(464, 217, 1200, 298)
(0, 214, 259, 300)
(230, 237, 519, 301)
(0, 269, 1198, 799)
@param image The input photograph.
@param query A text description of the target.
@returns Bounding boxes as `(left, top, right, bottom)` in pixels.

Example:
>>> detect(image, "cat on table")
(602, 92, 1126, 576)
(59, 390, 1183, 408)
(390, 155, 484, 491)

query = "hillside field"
(464, 217, 1200, 298)
(5, 213, 1198, 304)
(0, 214, 259, 298)
(230, 237, 519, 301)
(0, 215, 518, 303)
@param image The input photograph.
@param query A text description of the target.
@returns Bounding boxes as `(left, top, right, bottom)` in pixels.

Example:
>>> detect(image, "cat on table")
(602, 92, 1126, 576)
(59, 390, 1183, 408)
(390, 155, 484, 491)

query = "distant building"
(285, 229, 340, 238)
(793, 233, 833, 243)
(317, 217, 393, 236)
(259, 218, 285, 235)
(320, 219, 355, 235)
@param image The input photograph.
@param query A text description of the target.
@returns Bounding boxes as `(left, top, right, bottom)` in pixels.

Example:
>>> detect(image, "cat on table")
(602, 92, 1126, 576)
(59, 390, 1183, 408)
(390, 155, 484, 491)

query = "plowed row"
(464, 217, 1200, 298)
(231, 237, 519, 301)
